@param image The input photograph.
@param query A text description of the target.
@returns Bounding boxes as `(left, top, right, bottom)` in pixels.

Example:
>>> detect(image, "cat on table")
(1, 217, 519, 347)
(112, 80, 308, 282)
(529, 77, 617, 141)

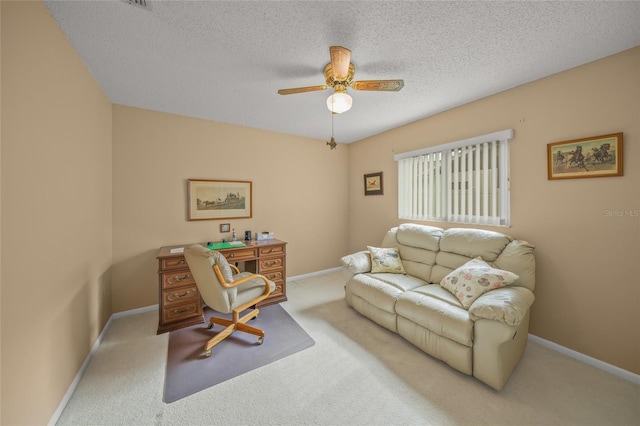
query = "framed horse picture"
(188, 179, 252, 220)
(364, 172, 383, 196)
(547, 133, 623, 180)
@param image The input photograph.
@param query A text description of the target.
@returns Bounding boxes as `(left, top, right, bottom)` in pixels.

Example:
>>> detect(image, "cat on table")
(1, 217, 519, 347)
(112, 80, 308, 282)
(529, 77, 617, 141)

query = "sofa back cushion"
(493, 240, 536, 291)
(431, 228, 512, 284)
(393, 224, 442, 281)
(383, 224, 535, 292)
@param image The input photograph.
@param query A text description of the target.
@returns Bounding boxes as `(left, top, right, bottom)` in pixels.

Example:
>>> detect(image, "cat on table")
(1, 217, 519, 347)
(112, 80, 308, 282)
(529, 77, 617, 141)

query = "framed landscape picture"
(547, 133, 623, 180)
(188, 179, 252, 220)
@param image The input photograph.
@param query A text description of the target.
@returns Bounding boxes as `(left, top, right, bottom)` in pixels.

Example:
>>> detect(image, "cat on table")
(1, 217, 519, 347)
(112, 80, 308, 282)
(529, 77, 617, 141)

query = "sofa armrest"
(468, 286, 535, 327)
(340, 251, 371, 274)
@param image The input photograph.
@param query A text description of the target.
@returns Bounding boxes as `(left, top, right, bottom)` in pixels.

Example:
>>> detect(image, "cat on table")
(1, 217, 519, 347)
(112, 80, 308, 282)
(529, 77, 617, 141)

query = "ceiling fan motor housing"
(324, 63, 355, 89)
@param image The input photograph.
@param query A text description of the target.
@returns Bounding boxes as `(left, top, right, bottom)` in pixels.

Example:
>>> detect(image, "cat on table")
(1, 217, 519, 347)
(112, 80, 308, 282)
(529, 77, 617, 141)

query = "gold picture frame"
(188, 179, 252, 221)
(364, 172, 383, 196)
(547, 133, 623, 180)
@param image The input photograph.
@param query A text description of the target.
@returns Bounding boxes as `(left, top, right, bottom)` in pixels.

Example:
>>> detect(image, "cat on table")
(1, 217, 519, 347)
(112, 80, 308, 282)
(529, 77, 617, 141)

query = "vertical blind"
(395, 130, 513, 226)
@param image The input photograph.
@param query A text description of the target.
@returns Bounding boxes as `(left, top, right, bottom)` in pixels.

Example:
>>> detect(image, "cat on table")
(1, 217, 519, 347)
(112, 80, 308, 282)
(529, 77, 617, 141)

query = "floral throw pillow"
(367, 246, 406, 274)
(440, 257, 519, 309)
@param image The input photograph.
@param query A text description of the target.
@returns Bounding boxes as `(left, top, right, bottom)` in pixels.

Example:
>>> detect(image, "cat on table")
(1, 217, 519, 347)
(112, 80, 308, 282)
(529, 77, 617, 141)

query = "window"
(395, 129, 513, 226)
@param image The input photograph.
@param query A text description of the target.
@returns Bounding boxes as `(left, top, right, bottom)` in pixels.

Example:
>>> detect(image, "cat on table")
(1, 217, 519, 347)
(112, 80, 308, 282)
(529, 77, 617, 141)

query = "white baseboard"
(528, 334, 640, 385)
(48, 304, 159, 426)
(112, 303, 158, 319)
(287, 266, 343, 281)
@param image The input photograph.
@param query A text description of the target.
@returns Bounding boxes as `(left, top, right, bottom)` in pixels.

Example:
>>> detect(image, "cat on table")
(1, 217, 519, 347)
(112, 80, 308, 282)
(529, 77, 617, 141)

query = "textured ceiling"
(44, 1, 640, 144)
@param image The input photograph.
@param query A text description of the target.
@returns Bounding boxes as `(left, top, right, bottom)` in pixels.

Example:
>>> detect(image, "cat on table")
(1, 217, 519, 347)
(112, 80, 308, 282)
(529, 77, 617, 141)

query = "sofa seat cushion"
(396, 286, 474, 347)
(348, 273, 427, 313)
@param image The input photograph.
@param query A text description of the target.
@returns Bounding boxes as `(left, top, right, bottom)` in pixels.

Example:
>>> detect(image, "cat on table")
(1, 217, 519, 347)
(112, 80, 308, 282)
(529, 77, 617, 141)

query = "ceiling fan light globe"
(327, 93, 352, 114)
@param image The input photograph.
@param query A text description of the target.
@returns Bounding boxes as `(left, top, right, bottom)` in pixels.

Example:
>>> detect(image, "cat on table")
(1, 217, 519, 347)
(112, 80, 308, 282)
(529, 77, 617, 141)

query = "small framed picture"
(547, 133, 623, 180)
(220, 223, 230, 233)
(364, 172, 383, 196)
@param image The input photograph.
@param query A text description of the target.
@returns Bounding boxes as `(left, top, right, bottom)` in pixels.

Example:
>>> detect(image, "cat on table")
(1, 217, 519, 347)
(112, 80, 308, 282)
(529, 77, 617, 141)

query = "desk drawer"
(162, 270, 195, 290)
(259, 245, 285, 256)
(259, 257, 284, 272)
(162, 301, 201, 324)
(161, 256, 188, 271)
(263, 270, 283, 282)
(222, 248, 257, 262)
(163, 285, 200, 307)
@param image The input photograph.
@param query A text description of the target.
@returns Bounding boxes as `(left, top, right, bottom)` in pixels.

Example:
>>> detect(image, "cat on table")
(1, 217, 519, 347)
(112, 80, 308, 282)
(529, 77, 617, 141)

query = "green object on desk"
(207, 241, 246, 250)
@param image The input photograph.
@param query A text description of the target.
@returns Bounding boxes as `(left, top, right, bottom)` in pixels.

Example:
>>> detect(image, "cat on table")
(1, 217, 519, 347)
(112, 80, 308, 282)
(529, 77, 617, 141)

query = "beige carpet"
(56, 269, 640, 425)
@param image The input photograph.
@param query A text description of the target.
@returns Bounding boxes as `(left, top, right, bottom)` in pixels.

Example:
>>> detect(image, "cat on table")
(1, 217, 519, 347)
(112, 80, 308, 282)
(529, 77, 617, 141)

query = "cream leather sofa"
(341, 223, 535, 390)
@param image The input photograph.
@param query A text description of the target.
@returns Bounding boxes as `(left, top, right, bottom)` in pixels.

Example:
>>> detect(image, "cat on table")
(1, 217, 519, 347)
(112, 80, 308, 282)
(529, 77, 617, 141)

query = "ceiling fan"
(277, 46, 404, 114)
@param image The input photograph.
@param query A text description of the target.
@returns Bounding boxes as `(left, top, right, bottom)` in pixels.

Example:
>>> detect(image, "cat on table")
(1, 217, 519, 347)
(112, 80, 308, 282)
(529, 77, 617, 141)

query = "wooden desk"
(156, 239, 287, 334)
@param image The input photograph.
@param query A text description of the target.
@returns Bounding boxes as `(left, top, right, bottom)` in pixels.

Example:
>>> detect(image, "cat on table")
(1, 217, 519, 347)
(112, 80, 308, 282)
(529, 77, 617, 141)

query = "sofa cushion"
(348, 273, 427, 313)
(440, 257, 519, 309)
(407, 283, 463, 308)
(493, 240, 536, 292)
(368, 246, 406, 274)
(396, 287, 474, 347)
(440, 228, 512, 262)
(396, 223, 442, 251)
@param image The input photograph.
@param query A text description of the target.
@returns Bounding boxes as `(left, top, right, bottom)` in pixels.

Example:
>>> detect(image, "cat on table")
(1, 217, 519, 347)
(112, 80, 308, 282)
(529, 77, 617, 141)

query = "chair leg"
(203, 308, 266, 357)
(236, 322, 265, 338)
(204, 324, 235, 357)
(209, 316, 233, 328)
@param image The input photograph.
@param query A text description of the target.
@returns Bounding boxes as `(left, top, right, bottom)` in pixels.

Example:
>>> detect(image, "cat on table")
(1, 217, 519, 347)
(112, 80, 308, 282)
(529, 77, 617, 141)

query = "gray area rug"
(164, 304, 315, 403)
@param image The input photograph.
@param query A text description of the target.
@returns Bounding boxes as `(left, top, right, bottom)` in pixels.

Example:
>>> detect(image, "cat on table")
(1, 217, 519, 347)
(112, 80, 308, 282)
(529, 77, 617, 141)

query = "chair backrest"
(183, 244, 236, 313)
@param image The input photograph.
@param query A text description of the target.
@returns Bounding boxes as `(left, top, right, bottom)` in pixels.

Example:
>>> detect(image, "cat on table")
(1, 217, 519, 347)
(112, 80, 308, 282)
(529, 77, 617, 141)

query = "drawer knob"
(229, 253, 235, 258)
(178, 259, 186, 264)
(174, 274, 190, 282)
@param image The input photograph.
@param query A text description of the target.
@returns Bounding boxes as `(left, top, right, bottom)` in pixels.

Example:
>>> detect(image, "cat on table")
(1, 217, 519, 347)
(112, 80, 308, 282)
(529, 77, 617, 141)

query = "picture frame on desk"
(188, 179, 252, 220)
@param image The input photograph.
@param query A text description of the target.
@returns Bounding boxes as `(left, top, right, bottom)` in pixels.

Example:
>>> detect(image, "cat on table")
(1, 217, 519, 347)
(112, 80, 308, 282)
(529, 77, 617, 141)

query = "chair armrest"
(214, 263, 271, 295)
(468, 286, 535, 327)
(340, 251, 371, 274)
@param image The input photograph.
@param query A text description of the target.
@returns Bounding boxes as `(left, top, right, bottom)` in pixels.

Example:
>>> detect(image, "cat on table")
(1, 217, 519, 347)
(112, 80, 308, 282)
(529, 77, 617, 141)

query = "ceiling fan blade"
(351, 80, 404, 91)
(330, 46, 351, 80)
(277, 85, 328, 95)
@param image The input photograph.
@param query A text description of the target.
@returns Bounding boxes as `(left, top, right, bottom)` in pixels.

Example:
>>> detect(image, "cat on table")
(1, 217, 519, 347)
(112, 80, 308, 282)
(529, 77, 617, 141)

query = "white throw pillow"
(440, 257, 519, 309)
(367, 246, 406, 274)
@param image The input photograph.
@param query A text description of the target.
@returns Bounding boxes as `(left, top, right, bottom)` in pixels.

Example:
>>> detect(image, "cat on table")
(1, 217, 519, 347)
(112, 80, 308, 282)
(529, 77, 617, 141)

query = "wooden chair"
(184, 244, 275, 357)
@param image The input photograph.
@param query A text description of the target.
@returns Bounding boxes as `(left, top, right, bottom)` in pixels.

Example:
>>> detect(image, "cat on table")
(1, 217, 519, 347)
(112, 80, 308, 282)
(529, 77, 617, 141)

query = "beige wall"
(1, 2, 113, 425)
(348, 47, 640, 375)
(111, 106, 348, 312)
